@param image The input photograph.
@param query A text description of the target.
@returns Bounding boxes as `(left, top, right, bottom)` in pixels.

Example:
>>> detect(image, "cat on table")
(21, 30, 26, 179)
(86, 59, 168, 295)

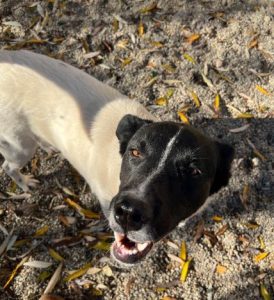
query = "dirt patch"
(0, 0, 273, 299)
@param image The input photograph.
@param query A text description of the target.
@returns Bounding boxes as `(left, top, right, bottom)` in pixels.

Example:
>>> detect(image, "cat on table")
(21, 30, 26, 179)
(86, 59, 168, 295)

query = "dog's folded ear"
(210, 141, 235, 194)
(116, 114, 153, 155)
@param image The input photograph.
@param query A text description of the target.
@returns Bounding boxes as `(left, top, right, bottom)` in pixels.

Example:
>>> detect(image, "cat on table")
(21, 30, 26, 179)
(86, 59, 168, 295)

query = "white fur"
(0, 50, 157, 208)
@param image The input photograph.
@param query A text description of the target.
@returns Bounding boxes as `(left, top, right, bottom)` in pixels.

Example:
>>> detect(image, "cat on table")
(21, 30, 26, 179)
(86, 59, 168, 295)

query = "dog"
(0, 50, 234, 265)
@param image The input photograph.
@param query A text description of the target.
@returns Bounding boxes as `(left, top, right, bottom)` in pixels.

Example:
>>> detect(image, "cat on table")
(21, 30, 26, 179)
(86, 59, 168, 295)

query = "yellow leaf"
(65, 198, 100, 219)
(14, 239, 29, 247)
(140, 2, 157, 14)
(260, 284, 271, 300)
(214, 94, 220, 112)
(48, 248, 64, 262)
(113, 18, 119, 32)
(248, 38, 258, 49)
(162, 64, 176, 73)
(155, 97, 168, 106)
(156, 287, 166, 292)
(150, 41, 163, 48)
(92, 241, 111, 251)
(4, 256, 29, 289)
(37, 270, 51, 283)
(34, 225, 49, 237)
(212, 215, 223, 222)
(179, 241, 187, 262)
(64, 262, 92, 282)
(237, 112, 254, 118)
(258, 236, 266, 250)
(253, 252, 269, 263)
(138, 21, 144, 36)
(216, 264, 227, 274)
(183, 53, 196, 64)
(180, 258, 192, 282)
(189, 91, 201, 108)
(244, 221, 260, 229)
(121, 58, 132, 67)
(256, 85, 271, 96)
(186, 34, 201, 44)
(166, 88, 175, 99)
(178, 111, 190, 125)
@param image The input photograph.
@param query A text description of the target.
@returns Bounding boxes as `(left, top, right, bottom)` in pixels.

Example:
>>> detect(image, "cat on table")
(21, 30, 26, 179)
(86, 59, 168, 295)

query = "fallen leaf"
(92, 241, 111, 251)
(189, 91, 201, 108)
(256, 85, 271, 96)
(162, 64, 176, 73)
(179, 241, 187, 262)
(212, 215, 223, 222)
(183, 53, 196, 64)
(24, 261, 52, 269)
(4, 256, 29, 289)
(65, 262, 92, 282)
(37, 270, 52, 283)
(139, 3, 157, 14)
(150, 41, 164, 48)
(138, 21, 144, 36)
(180, 258, 192, 282)
(116, 39, 128, 49)
(216, 224, 229, 236)
(229, 124, 250, 133)
(155, 97, 168, 106)
(121, 58, 132, 67)
(213, 94, 220, 112)
(253, 252, 269, 263)
(260, 284, 271, 300)
(42, 262, 63, 295)
(102, 265, 113, 277)
(237, 112, 254, 118)
(240, 185, 250, 208)
(204, 230, 218, 247)
(194, 219, 204, 242)
(186, 33, 201, 44)
(48, 248, 64, 262)
(65, 198, 99, 219)
(244, 221, 260, 229)
(178, 111, 190, 125)
(34, 225, 49, 237)
(258, 236, 266, 250)
(113, 18, 119, 32)
(216, 264, 227, 274)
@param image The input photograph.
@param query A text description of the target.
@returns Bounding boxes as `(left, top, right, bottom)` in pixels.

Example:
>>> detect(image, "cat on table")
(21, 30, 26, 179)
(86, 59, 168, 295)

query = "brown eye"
(130, 149, 141, 158)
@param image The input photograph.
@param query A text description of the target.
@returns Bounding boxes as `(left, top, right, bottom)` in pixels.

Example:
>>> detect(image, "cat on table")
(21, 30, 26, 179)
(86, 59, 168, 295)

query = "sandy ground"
(0, 0, 273, 299)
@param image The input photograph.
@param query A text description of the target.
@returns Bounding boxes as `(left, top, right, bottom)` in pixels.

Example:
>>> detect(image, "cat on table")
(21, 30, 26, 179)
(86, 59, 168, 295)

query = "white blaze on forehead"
(139, 127, 183, 190)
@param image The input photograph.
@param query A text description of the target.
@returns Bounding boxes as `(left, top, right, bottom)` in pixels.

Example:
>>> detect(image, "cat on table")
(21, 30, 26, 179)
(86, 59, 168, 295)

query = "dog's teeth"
(137, 242, 148, 252)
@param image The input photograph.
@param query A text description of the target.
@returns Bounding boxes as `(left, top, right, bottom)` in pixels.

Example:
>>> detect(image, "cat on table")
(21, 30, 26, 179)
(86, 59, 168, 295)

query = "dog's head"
(108, 114, 234, 265)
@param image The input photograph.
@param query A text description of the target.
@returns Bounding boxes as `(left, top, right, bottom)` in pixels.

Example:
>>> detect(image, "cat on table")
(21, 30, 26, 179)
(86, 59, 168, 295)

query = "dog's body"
(0, 50, 234, 265)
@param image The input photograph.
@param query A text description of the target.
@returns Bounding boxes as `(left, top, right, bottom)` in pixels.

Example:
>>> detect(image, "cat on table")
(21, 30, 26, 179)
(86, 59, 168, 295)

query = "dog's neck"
(85, 98, 157, 208)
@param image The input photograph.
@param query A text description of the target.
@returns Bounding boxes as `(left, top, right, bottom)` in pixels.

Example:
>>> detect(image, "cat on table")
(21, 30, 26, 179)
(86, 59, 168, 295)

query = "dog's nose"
(114, 199, 144, 231)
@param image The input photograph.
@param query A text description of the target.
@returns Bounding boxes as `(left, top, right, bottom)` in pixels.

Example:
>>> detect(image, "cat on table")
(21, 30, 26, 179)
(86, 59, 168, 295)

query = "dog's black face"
(108, 114, 234, 265)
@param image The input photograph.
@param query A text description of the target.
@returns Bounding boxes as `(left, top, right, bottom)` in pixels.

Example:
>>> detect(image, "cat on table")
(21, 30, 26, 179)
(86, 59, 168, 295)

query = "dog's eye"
(130, 149, 141, 158)
(190, 167, 202, 176)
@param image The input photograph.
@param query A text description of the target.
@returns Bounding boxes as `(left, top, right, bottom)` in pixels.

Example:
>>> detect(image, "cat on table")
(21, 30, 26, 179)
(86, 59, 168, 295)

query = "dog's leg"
(0, 136, 38, 192)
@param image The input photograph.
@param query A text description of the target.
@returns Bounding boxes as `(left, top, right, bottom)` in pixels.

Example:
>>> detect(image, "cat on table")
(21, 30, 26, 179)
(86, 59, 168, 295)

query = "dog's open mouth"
(112, 232, 153, 264)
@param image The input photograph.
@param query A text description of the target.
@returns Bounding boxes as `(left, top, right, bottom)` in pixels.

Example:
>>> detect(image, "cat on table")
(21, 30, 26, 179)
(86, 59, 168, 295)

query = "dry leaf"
(229, 124, 250, 133)
(121, 58, 132, 67)
(194, 219, 205, 242)
(162, 64, 176, 73)
(140, 3, 157, 14)
(167, 253, 183, 264)
(150, 41, 164, 48)
(48, 248, 64, 262)
(240, 185, 250, 208)
(248, 38, 258, 49)
(237, 112, 254, 118)
(92, 241, 111, 251)
(145, 76, 158, 87)
(183, 53, 196, 64)
(179, 241, 187, 262)
(42, 262, 63, 295)
(138, 21, 144, 36)
(37, 270, 52, 283)
(189, 91, 201, 108)
(255, 85, 271, 96)
(212, 215, 223, 222)
(65, 198, 100, 219)
(260, 284, 271, 300)
(204, 231, 218, 247)
(4, 256, 29, 289)
(102, 265, 113, 277)
(34, 225, 49, 237)
(113, 18, 119, 32)
(155, 97, 168, 106)
(247, 139, 267, 161)
(253, 252, 269, 263)
(178, 111, 190, 125)
(65, 262, 92, 282)
(116, 39, 128, 49)
(216, 264, 227, 274)
(258, 236, 266, 250)
(58, 215, 76, 226)
(216, 224, 228, 236)
(244, 221, 260, 229)
(213, 94, 220, 112)
(186, 34, 201, 44)
(24, 261, 52, 269)
(180, 258, 192, 282)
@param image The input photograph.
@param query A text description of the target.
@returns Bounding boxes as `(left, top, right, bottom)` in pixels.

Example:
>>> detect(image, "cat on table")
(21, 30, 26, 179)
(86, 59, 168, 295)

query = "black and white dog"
(0, 50, 234, 265)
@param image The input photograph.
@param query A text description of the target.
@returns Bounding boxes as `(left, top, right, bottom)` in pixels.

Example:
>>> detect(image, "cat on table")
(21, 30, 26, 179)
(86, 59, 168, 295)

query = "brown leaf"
(216, 224, 229, 236)
(204, 230, 218, 247)
(193, 219, 204, 242)
(186, 34, 201, 44)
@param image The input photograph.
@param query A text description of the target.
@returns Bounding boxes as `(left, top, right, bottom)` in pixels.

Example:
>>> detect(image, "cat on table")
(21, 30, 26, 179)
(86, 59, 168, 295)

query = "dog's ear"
(116, 114, 152, 155)
(210, 141, 234, 194)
